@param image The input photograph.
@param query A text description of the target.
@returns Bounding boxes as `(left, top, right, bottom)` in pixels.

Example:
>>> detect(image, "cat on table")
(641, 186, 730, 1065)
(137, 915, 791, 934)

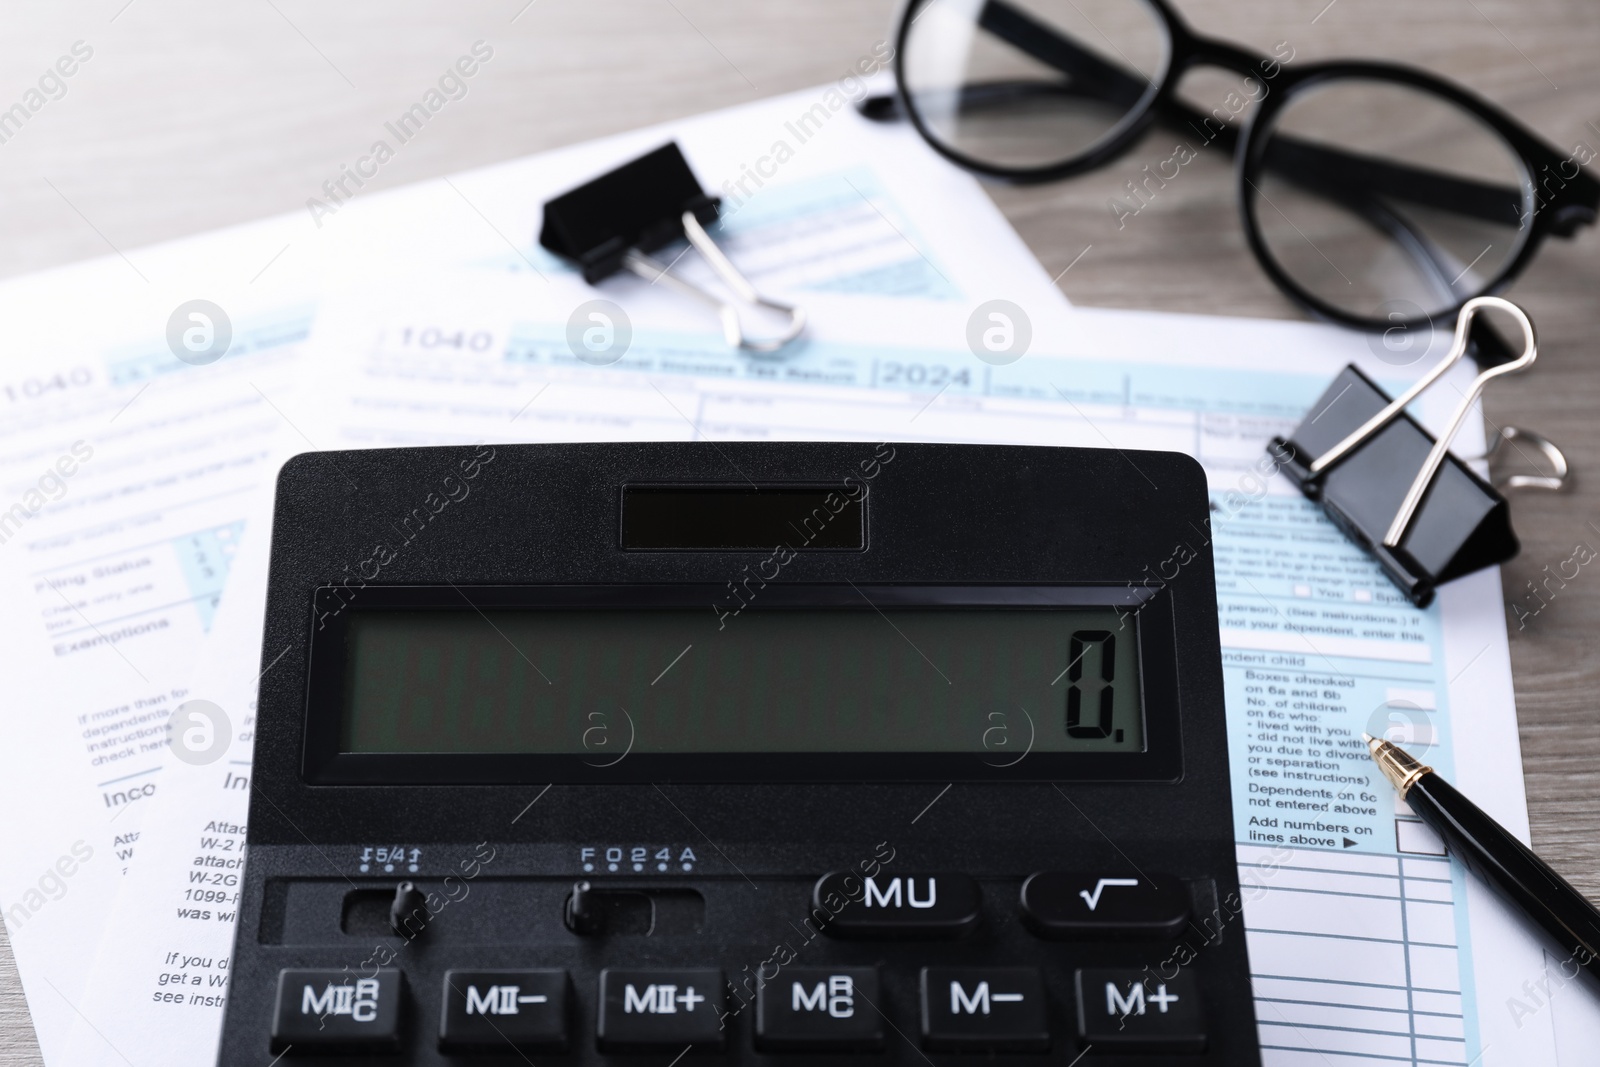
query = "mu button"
(814, 872, 981, 938)
(919, 967, 1048, 1052)
(440, 970, 569, 1052)
(597, 969, 726, 1052)
(756, 966, 884, 1051)
(1076, 969, 1205, 1052)
(271, 968, 402, 1053)
(1020, 871, 1190, 939)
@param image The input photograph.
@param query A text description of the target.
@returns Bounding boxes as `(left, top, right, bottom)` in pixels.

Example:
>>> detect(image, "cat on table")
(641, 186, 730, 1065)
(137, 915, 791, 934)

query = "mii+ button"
(597, 969, 725, 1052)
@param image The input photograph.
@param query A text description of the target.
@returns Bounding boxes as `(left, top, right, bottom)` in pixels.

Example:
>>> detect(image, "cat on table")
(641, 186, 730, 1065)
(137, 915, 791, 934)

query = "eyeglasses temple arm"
(1256, 137, 1525, 227)
(976, 0, 1152, 111)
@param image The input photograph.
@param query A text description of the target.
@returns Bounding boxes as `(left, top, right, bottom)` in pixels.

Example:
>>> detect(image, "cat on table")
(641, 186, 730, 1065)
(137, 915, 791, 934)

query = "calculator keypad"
(261, 870, 1219, 1060)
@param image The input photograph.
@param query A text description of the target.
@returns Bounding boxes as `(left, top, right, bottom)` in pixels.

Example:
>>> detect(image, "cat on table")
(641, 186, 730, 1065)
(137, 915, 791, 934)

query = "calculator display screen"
(337, 608, 1144, 755)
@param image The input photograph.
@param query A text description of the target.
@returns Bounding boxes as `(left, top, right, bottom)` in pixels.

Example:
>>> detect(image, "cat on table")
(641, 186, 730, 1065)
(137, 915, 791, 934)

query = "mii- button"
(814, 872, 981, 938)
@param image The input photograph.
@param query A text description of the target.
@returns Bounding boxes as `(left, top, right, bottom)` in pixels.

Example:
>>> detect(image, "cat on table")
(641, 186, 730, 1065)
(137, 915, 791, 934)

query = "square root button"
(919, 967, 1048, 1052)
(271, 969, 402, 1053)
(440, 970, 569, 1052)
(756, 966, 884, 1051)
(1020, 871, 1190, 940)
(1076, 969, 1205, 1053)
(598, 969, 726, 1052)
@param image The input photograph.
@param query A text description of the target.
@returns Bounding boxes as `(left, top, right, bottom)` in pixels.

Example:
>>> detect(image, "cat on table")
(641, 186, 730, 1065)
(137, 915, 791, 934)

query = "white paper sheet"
(58, 275, 1576, 1065)
(0, 257, 315, 1062)
(0, 82, 1065, 1062)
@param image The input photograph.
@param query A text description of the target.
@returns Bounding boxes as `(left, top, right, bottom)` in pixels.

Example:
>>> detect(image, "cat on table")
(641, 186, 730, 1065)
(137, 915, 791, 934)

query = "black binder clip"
(1271, 297, 1568, 607)
(539, 142, 806, 354)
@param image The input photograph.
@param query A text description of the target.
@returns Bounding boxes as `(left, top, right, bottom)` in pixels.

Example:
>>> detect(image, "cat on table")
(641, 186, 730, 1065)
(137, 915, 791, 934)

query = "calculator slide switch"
(1076, 969, 1205, 1052)
(565, 880, 602, 935)
(1020, 871, 1190, 939)
(271, 968, 402, 1053)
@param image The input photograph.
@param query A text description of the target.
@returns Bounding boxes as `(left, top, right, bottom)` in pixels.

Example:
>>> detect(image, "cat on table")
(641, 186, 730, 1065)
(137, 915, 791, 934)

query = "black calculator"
(217, 441, 1260, 1065)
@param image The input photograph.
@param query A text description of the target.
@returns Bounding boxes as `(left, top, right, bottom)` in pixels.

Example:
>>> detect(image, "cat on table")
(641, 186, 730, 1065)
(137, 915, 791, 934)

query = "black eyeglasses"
(872, 0, 1598, 359)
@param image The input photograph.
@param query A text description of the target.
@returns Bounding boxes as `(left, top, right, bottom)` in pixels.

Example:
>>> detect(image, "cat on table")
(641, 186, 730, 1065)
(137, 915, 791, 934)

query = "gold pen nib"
(1363, 732, 1434, 798)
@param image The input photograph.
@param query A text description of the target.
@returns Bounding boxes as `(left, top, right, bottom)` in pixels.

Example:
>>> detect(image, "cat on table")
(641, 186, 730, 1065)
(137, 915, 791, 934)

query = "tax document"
(0, 81, 1070, 1062)
(0, 247, 315, 1064)
(60, 277, 1574, 1065)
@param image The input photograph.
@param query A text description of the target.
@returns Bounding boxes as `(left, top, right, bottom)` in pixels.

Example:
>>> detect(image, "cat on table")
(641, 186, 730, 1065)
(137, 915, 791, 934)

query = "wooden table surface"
(3, 0, 1597, 1060)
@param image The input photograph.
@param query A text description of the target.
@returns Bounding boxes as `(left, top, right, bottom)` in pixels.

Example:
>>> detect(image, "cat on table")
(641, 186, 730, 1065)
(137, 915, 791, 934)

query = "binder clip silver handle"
(539, 143, 807, 357)
(1483, 425, 1570, 493)
(1305, 295, 1540, 548)
(622, 211, 808, 355)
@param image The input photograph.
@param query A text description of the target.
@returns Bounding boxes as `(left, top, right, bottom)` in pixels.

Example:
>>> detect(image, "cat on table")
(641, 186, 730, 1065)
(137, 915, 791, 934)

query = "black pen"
(1364, 734, 1600, 984)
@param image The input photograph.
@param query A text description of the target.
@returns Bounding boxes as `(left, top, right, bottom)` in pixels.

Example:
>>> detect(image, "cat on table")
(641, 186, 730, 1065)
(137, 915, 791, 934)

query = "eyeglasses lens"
(901, 0, 1170, 172)
(1246, 77, 1534, 325)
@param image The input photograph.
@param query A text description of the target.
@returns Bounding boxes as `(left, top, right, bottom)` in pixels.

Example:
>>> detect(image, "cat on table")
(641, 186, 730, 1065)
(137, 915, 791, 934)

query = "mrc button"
(597, 969, 725, 1052)
(271, 969, 402, 1053)
(1020, 871, 1190, 939)
(920, 967, 1048, 1052)
(1076, 969, 1205, 1052)
(440, 970, 569, 1052)
(815, 873, 980, 938)
(756, 966, 884, 1051)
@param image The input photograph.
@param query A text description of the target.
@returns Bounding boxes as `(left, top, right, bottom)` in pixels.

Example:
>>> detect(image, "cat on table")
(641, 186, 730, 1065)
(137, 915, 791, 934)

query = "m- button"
(597, 969, 725, 1052)
(814, 872, 981, 938)
(919, 967, 1048, 1052)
